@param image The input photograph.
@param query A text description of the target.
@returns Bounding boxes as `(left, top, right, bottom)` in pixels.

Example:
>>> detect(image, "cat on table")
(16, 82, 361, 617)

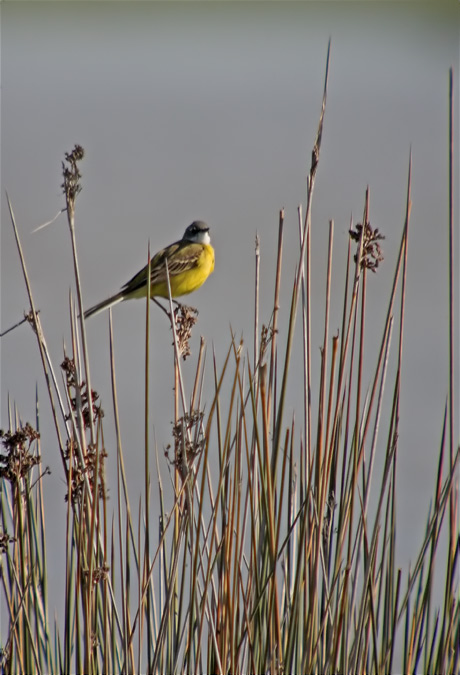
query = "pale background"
(1, 0, 459, 657)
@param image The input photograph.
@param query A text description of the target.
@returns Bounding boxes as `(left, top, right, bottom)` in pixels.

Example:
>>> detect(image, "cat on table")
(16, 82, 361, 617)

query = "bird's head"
(183, 221, 211, 245)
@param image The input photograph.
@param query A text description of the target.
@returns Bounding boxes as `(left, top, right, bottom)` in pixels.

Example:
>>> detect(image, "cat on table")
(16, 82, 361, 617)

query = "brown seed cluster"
(0, 423, 41, 482)
(83, 562, 110, 587)
(173, 304, 199, 360)
(167, 410, 205, 482)
(61, 357, 104, 427)
(260, 320, 277, 363)
(0, 530, 16, 554)
(349, 221, 385, 273)
(61, 357, 107, 505)
(61, 144, 84, 206)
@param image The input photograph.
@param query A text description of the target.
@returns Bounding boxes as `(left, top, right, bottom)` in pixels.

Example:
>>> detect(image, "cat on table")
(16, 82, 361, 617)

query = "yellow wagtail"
(84, 221, 214, 319)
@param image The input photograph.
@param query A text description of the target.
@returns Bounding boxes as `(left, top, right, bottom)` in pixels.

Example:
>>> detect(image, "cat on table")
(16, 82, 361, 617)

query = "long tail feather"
(83, 291, 125, 319)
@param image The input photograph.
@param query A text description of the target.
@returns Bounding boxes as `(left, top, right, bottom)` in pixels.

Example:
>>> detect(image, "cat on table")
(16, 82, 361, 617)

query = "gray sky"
(1, 0, 459, 648)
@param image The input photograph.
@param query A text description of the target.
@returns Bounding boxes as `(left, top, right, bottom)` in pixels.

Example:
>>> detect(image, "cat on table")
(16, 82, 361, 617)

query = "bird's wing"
(152, 241, 203, 281)
(121, 240, 203, 293)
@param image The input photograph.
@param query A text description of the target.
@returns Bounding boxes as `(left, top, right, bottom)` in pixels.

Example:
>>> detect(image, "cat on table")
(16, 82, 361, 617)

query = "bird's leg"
(152, 298, 171, 318)
(152, 298, 184, 312)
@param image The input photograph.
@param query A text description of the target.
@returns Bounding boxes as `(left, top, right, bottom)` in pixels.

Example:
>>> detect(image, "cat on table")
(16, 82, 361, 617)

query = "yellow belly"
(150, 243, 215, 298)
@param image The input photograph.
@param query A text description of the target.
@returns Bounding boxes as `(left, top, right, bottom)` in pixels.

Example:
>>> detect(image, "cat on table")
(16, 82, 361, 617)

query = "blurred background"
(1, 0, 458, 643)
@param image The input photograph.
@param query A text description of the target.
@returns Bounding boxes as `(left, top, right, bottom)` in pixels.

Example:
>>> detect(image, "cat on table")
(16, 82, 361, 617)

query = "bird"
(84, 221, 214, 319)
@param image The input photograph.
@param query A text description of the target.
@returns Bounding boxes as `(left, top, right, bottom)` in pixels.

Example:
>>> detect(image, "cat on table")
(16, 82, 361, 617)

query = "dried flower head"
(0, 530, 16, 554)
(0, 423, 41, 482)
(83, 563, 110, 586)
(168, 410, 205, 482)
(349, 220, 385, 273)
(61, 357, 104, 427)
(173, 303, 199, 360)
(259, 318, 277, 364)
(61, 144, 84, 205)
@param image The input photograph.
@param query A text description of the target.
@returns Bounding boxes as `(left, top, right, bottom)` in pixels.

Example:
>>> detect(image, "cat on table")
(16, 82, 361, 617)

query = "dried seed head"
(173, 304, 198, 359)
(61, 144, 84, 207)
(349, 220, 385, 273)
(0, 424, 41, 482)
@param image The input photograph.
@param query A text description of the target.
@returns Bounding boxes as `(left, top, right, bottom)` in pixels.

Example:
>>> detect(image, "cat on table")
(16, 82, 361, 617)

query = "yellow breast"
(151, 243, 215, 298)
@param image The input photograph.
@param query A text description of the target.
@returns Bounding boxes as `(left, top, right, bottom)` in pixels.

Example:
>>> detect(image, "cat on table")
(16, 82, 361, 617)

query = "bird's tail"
(83, 291, 125, 319)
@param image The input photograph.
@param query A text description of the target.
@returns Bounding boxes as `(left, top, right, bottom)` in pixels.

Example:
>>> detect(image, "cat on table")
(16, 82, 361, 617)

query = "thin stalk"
(254, 232, 260, 377)
(273, 39, 330, 471)
(144, 245, 152, 671)
(6, 193, 67, 470)
(267, 209, 284, 425)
